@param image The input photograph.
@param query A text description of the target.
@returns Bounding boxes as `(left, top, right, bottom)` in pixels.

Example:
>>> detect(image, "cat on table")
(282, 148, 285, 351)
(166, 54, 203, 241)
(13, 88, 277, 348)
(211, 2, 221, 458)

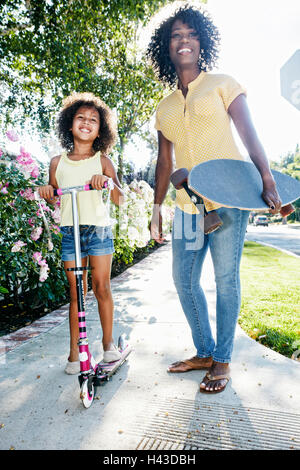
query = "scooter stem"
(70, 189, 82, 272)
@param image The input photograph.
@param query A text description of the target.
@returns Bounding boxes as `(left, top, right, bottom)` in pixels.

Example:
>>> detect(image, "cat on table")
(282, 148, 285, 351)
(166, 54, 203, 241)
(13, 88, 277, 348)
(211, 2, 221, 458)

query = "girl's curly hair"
(56, 92, 117, 153)
(147, 5, 220, 87)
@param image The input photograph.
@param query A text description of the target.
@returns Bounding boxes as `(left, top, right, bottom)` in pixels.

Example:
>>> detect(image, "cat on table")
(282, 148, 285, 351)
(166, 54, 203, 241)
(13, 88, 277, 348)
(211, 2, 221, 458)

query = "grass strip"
(239, 241, 300, 358)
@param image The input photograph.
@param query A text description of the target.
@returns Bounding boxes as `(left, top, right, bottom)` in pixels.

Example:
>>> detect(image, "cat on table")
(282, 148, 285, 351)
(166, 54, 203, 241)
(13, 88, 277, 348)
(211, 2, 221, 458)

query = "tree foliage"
(270, 144, 300, 221)
(0, 0, 169, 175)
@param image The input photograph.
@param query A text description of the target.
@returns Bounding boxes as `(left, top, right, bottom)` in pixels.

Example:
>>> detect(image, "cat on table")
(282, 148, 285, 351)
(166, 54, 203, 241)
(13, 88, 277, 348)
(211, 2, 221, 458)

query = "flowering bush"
(110, 179, 173, 265)
(0, 135, 67, 310)
(0, 134, 174, 315)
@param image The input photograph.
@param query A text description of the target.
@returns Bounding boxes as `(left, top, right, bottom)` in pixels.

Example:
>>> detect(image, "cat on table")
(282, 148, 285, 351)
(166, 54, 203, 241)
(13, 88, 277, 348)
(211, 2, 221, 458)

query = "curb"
(245, 236, 300, 258)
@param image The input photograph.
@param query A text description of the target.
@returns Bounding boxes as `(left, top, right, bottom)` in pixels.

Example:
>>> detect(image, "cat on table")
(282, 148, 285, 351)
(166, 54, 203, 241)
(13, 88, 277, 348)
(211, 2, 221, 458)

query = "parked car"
(253, 215, 269, 227)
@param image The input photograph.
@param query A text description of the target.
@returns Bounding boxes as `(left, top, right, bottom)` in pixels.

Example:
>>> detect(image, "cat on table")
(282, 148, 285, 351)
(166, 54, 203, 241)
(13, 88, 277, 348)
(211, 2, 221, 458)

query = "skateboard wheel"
(170, 168, 189, 189)
(280, 203, 295, 218)
(204, 211, 223, 234)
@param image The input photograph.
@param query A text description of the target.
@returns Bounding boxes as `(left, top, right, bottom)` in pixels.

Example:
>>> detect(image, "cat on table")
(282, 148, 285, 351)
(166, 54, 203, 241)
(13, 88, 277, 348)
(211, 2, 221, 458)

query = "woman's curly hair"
(56, 92, 117, 153)
(146, 5, 220, 87)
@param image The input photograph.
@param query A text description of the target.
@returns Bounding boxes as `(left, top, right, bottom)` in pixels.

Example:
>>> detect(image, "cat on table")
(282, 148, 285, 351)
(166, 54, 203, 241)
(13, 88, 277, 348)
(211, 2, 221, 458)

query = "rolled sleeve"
(221, 76, 247, 110)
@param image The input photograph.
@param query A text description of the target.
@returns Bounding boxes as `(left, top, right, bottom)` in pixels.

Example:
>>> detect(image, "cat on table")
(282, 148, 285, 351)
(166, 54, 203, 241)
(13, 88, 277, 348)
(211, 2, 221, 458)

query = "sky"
(125, 0, 300, 169)
(4, 0, 300, 169)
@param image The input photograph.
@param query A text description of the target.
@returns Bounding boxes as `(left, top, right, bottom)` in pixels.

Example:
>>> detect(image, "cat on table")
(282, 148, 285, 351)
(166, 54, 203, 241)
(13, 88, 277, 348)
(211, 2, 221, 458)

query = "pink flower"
(39, 265, 49, 282)
(20, 188, 35, 201)
(0, 149, 3, 158)
(11, 240, 27, 252)
(48, 239, 54, 251)
(51, 225, 60, 234)
(36, 257, 49, 282)
(16, 147, 40, 181)
(40, 201, 50, 212)
(16, 154, 33, 166)
(33, 251, 42, 263)
(31, 226, 43, 241)
(33, 252, 49, 282)
(28, 217, 35, 226)
(38, 258, 48, 267)
(6, 130, 19, 142)
(0, 182, 9, 194)
(51, 206, 61, 223)
(30, 166, 40, 179)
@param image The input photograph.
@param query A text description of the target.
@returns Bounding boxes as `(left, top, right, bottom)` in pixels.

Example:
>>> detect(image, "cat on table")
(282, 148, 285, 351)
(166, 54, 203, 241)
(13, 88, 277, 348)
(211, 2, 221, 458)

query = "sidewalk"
(0, 242, 299, 450)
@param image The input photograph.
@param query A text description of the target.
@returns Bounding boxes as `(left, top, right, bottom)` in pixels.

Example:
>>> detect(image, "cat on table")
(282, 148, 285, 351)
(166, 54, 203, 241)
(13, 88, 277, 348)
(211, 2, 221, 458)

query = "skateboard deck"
(188, 159, 300, 210)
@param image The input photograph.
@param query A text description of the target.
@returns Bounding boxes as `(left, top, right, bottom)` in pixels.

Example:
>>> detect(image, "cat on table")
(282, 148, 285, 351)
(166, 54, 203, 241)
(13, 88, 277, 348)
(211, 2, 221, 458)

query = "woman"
(147, 6, 281, 393)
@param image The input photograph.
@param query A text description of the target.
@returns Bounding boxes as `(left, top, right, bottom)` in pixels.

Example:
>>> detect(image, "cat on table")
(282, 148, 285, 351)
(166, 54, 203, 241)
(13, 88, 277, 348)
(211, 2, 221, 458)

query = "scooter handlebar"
(53, 180, 110, 197)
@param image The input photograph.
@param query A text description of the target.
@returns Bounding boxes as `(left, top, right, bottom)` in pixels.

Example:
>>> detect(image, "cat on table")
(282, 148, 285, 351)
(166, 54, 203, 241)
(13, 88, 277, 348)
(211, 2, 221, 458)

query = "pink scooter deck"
(94, 343, 133, 385)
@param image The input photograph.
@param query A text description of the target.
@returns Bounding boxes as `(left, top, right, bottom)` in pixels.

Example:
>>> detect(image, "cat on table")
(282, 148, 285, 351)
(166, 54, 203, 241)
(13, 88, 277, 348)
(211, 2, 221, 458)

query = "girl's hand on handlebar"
(89, 174, 109, 190)
(38, 185, 55, 201)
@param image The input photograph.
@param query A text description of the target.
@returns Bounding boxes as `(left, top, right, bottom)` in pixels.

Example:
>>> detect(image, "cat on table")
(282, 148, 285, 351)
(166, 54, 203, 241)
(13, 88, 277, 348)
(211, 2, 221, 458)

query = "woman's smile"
(169, 20, 200, 69)
(177, 47, 193, 55)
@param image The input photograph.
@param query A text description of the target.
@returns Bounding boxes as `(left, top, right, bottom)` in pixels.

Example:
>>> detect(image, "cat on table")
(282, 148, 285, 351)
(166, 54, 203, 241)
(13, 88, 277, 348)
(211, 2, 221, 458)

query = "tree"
(0, 0, 168, 178)
(270, 144, 300, 221)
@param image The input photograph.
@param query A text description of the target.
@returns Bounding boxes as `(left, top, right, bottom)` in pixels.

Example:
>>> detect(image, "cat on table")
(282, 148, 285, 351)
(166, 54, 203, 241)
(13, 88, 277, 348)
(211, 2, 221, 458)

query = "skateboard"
(171, 159, 300, 234)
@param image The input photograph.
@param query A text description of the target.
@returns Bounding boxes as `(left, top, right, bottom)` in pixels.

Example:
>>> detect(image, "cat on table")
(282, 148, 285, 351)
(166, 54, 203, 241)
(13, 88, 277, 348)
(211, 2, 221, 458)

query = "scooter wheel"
(80, 378, 94, 408)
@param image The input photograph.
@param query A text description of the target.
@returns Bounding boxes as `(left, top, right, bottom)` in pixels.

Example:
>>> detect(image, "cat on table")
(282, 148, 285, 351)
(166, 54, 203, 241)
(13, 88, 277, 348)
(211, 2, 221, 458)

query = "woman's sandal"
(199, 372, 230, 394)
(168, 356, 213, 373)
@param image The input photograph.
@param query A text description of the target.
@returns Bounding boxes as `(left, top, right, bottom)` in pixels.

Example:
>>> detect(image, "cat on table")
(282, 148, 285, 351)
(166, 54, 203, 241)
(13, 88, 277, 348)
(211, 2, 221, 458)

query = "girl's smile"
(71, 105, 100, 142)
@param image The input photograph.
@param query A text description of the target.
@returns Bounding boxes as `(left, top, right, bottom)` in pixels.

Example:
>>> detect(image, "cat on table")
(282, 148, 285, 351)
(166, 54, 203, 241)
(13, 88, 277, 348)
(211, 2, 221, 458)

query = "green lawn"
(239, 241, 300, 358)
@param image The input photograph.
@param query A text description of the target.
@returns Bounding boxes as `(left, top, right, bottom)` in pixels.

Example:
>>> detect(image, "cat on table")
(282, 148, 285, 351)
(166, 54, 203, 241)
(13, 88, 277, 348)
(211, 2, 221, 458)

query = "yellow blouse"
(155, 72, 246, 213)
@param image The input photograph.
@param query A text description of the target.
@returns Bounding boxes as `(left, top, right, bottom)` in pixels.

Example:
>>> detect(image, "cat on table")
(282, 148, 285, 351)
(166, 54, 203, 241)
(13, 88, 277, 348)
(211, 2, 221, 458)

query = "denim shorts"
(60, 225, 114, 261)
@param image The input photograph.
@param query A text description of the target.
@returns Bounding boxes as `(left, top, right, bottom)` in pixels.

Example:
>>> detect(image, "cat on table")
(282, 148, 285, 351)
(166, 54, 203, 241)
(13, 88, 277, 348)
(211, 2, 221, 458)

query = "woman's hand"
(90, 174, 109, 190)
(150, 205, 165, 244)
(262, 175, 282, 214)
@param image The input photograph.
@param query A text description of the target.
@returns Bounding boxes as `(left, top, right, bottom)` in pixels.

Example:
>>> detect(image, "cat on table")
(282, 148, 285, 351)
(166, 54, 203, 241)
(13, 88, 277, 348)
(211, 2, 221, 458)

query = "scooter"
(36, 181, 132, 408)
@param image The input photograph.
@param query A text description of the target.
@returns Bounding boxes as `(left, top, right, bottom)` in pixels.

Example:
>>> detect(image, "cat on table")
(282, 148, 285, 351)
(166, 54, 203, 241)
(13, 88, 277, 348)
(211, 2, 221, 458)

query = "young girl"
(39, 92, 124, 374)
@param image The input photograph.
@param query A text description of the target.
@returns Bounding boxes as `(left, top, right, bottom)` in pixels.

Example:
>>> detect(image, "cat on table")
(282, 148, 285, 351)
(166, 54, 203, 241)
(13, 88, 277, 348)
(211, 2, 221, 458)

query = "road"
(245, 224, 300, 256)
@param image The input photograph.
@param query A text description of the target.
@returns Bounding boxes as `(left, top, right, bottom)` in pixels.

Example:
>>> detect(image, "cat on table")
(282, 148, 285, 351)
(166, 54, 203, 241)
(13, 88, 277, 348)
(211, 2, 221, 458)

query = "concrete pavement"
(0, 241, 300, 451)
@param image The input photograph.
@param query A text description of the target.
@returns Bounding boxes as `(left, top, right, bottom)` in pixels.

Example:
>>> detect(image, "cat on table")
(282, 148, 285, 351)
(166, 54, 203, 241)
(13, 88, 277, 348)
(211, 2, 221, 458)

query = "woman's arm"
(228, 94, 281, 214)
(151, 130, 174, 243)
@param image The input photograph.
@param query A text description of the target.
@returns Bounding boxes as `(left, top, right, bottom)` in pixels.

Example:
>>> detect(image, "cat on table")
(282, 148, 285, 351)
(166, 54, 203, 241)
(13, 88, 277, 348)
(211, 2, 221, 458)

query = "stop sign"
(280, 50, 300, 111)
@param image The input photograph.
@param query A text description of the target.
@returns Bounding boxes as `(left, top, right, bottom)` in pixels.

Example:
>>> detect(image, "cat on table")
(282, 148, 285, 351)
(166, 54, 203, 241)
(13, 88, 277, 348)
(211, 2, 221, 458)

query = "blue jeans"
(60, 225, 114, 261)
(172, 206, 249, 363)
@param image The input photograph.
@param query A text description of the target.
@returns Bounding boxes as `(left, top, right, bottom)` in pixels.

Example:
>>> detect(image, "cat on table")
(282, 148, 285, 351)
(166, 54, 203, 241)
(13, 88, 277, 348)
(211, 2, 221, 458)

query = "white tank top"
(55, 151, 110, 227)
